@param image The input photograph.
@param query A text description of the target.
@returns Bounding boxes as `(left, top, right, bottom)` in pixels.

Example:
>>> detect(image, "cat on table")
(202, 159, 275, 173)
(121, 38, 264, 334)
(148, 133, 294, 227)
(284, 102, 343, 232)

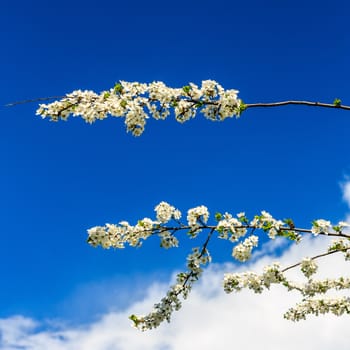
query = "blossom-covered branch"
(35, 80, 242, 136)
(28, 80, 349, 136)
(87, 201, 350, 330)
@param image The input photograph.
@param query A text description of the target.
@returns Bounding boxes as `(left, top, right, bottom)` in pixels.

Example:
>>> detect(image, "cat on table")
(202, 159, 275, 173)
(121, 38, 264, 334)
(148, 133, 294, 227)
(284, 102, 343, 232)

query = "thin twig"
(5, 96, 65, 107)
(245, 101, 350, 111)
(282, 247, 350, 273)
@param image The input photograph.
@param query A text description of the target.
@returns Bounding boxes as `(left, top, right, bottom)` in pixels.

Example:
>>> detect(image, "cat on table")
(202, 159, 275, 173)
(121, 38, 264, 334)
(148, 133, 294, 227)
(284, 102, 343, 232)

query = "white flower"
(223, 273, 243, 293)
(87, 226, 109, 248)
(262, 263, 285, 287)
(300, 258, 318, 278)
(187, 205, 209, 227)
(232, 235, 259, 262)
(311, 219, 331, 235)
(154, 201, 180, 223)
(217, 212, 247, 241)
(159, 231, 179, 249)
(173, 209, 182, 220)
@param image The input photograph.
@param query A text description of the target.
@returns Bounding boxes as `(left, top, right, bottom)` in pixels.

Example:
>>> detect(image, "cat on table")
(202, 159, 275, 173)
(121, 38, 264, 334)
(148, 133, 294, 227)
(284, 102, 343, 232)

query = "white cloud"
(1, 235, 350, 350)
(342, 180, 350, 223)
(342, 181, 350, 207)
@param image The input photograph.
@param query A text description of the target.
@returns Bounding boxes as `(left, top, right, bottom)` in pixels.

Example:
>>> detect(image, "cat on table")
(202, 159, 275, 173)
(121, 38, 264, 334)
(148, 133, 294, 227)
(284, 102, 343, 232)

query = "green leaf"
(195, 101, 204, 108)
(333, 98, 342, 107)
(238, 100, 247, 115)
(279, 230, 299, 241)
(238, 216, 249, 224)
(120, 100, 128, 108)
(182, 85, 191, 94)
(114, 83, 123, 93)
(333, 225, 341, 233)
(216, 226, 224, 234)
(262, 222, 273, 231)
(215, 212, 222, 221)
(103, 92, 111, 99)
(129, 314, 140, 326)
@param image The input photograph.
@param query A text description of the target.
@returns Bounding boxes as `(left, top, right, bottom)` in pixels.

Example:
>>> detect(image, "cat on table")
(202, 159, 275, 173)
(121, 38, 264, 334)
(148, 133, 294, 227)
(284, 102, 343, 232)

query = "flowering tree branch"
(7, 80, 348, 137)
(87, 201, 350, 330)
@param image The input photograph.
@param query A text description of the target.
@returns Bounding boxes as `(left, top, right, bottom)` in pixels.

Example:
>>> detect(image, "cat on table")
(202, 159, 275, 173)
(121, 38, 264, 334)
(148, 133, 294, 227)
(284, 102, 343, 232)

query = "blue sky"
(1, 0, 350, 348)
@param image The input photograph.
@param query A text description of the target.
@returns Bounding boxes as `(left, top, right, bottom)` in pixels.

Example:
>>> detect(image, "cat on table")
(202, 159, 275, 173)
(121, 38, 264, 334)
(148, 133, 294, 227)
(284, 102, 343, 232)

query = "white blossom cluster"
(328, 238, 350, 260)
(87, 202, 183, 249)
(284, 297, 350, 321)
(328, 238, 350, 251)
(250, 210, 290, 240)
(223, 263, 285, 294)
(300, 277, 350, 297)
(186, 246, 211, 276)
(159, 231, 179, 249)
(155, 201, 181, 223)
(216, 212, 247, 241)
(232, 235, 259, 262)
(87, 220, 157, 249)
(311, 219, 332, 235)
(36, 80, 243, 136)
(130, 247, 211, 330)
(129, 283, 184, 331)
(223, 265, 350, 298)
(186, 205, 210, 237)
(300, 258, 318, 278)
